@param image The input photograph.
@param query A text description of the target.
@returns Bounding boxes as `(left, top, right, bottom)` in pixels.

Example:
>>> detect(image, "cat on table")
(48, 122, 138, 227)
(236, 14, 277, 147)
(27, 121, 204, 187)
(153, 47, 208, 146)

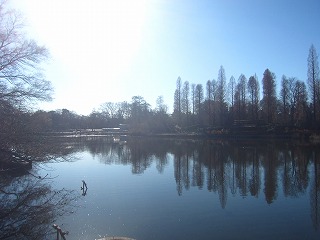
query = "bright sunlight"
(14, 0, 148, 113)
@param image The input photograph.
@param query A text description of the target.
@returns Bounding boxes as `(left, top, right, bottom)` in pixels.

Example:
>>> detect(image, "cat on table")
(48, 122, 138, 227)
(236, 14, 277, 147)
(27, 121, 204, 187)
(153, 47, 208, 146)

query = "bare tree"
(206, 80, 213, 125)
(118, 101, 131, 119)
(227, 76, 236, 109)
(280, 75, 290, 124)
(293, 80, 308, 126)
(280, 76, 305, 126)
(182, 81, 190, 114)
(206, 80, 212, 101)
(173, 76, 182, 114)
(130, 96, 150, 120)
(235, 74, 247, 120)
(191, 83, 196, 115)
(195, 84, 204, 124)
(307, 44, 320, 123)
(217, 66, 226, 106)
(155, 95, 168, 113)
(173, 89, 179, 114)
(211, 79, 218, 125)
(0, 1, 52, 107)
(227, 75, 236, 122)
(211, 79, 217, 101)
(0, 1, 53, 165)
(261, 69, 277, 123)
(100, 102, 119, 118)
(217, 66, 227, 125)
(234, 82, 241, 120)
(247, 74, 259, 121)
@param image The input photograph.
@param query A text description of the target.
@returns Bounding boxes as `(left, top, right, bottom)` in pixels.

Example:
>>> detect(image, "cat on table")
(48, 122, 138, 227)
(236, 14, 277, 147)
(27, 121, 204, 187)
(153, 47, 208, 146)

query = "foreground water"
(34, 137, 320, 239)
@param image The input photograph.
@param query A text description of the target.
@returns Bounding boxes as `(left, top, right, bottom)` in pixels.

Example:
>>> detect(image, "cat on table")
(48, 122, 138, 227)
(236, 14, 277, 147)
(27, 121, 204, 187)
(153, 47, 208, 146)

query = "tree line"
(1, 0, 320, 150)
(29, 44, 319, 134)
(173, 45, 320, 130)
(14, 44, 320, 136)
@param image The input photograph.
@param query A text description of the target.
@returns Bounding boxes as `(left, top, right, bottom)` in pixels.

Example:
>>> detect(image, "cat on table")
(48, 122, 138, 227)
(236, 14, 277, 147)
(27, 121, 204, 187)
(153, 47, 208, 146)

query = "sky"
(10, 0, 320, 115)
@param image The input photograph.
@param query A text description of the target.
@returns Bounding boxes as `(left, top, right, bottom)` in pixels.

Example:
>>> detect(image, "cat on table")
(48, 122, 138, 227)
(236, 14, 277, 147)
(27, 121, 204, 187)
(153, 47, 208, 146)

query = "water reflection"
(79, 137, 320, 230)
(0, 173, 78, 239)
(5, 136, 315, 238)
(0, 137, 81, 239)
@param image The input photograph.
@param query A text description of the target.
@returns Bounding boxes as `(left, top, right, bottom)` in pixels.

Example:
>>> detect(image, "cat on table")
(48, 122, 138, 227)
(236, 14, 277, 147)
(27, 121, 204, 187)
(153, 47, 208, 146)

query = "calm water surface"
(41, 137, 320, 240)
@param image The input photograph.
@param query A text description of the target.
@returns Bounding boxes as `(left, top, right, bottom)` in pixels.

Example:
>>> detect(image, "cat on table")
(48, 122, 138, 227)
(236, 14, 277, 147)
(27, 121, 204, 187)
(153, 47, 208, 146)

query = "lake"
(10, 136, 320, 239)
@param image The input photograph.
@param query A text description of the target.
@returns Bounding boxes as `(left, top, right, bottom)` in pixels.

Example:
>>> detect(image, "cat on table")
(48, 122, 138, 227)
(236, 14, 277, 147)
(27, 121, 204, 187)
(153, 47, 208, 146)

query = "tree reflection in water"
(0, 173, 78, 239)
(0, 137, 81, 240)
(82, 137, 320, 230)
(310, 151, 320, 229)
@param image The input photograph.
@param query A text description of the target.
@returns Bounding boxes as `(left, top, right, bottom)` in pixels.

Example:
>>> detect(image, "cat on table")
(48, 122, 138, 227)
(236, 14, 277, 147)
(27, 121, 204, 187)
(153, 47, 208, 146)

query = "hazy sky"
(11, 0, 320, 115)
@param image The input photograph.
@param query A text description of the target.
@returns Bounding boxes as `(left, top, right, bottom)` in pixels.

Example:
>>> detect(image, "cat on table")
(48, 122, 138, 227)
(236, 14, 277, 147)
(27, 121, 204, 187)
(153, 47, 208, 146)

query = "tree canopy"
(0, 0, 52, 161)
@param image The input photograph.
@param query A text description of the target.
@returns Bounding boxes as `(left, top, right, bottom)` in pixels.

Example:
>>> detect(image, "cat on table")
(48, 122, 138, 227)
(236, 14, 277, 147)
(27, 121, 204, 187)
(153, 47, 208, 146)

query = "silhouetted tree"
(182, 81, 190, 114)
(155, 95, 168, 113)
(181, 81, 190, 126)
(286, 77, 300, 125)
(280, 75, 290, 124)
(173, 76, 182, 119)
(130, 96, 150, 119)
(217, 66, 227, 125)
(118, 101, 131, 120)
(206, 80, 213, 125)
(234, 83, 241, 120)
(0, 1, 52, 108)
(29, 110, 53, 132)
(234, 74, 247, 120)
(307, 44, 320, 125)
(0, 1, 52, 166)
(195, 84, 204, 125)
(88, 110, 108, 129)
(261, 69, 277, 124)
(293, 80, 308, 126)
(191, 83, 196, 115)
(247, 74, 260, 121)
(227, 76, 236, 118)
(153, 96, 172, 133)
(100, 102, 120, 119)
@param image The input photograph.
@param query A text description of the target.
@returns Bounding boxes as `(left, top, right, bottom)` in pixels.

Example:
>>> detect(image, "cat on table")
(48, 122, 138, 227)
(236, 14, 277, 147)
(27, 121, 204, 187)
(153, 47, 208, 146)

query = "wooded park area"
(1, 0, 320, 172)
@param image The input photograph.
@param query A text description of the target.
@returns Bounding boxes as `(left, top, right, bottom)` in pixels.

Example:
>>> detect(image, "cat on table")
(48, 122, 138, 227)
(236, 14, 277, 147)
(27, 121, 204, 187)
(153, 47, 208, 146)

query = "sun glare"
(15, 0, 148, 113)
